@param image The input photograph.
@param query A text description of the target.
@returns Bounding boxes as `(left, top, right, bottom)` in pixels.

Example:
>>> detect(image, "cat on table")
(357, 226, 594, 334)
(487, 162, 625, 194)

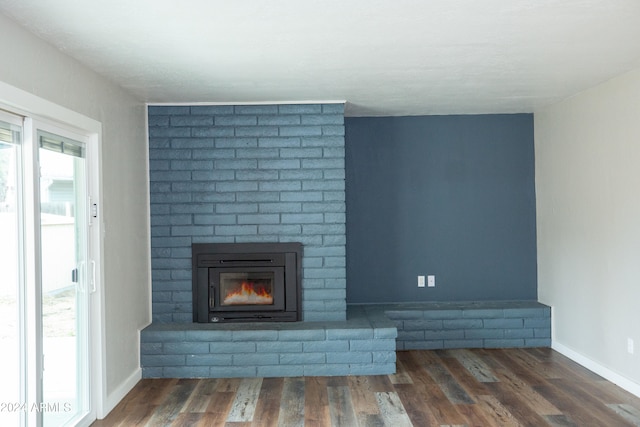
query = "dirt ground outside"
(0, 288, 76, 339)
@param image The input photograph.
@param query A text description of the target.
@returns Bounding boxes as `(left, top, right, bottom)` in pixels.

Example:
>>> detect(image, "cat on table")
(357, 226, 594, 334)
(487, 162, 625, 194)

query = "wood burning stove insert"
(192, 242, 302, 322)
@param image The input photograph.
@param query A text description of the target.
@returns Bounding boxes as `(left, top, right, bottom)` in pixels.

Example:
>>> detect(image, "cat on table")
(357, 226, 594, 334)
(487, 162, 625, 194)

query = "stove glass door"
(220, 271, 274, 306)
(211, 266, 285, 312)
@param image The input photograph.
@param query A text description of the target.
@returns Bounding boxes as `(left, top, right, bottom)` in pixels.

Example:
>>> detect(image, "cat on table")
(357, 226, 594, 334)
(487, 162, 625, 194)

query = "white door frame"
(1, 81, 105, 426)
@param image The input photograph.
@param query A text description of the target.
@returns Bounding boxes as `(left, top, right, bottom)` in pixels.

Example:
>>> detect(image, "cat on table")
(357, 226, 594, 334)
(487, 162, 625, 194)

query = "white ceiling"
(2, 0, 640, 116)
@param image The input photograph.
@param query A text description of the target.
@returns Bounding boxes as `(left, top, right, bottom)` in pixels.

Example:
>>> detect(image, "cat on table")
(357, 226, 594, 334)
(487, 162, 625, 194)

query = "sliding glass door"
(0, 112, 94, 427)
(38, 128, 91, 426)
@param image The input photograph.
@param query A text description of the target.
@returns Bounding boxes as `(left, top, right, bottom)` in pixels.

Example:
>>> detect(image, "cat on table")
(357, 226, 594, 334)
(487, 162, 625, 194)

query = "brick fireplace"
(141, 103, 400, 379)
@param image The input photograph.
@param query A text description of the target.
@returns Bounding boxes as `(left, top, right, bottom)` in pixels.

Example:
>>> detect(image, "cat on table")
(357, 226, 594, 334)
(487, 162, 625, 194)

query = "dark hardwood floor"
(92, 348, 640, 426)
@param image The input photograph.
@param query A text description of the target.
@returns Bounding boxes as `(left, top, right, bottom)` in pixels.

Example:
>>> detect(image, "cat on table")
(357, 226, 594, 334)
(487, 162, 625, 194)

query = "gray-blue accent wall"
(345, 114, 537, 303)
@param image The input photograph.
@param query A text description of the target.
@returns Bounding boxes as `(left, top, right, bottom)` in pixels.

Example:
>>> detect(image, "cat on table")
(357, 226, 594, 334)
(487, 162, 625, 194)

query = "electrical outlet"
(628, 338, 634, 354)
(427, 275, 435, 287)
(418, 275, 425, 287)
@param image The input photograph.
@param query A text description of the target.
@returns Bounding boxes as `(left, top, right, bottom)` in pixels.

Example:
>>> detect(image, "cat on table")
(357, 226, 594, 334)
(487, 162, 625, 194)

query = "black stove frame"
(192, 242, 302, 322)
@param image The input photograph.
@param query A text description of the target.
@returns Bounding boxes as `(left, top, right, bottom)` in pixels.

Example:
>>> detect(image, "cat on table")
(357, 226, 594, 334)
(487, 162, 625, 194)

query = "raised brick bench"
(140, 301, 550, 378)
(140, 305, 397, 378)
(359, 301, 551, 351)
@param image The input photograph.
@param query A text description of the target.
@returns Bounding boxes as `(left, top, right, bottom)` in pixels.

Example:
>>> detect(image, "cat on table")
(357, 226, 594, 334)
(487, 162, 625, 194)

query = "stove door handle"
(209, 284, 216, 308)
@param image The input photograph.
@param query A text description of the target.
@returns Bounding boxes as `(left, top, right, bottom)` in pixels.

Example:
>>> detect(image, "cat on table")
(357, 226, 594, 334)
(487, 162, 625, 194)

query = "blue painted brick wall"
(148, 104, 346, 322)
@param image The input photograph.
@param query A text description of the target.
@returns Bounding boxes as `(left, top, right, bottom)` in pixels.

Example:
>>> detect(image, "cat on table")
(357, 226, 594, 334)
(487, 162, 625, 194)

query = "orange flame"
(223, 281, 273, 305)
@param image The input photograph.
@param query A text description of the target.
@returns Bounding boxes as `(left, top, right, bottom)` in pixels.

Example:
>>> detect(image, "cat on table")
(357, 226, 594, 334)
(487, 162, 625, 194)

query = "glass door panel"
(0, 119, 23, 427)
(38, 130, 89, 426)
(220, 272, 275, 306)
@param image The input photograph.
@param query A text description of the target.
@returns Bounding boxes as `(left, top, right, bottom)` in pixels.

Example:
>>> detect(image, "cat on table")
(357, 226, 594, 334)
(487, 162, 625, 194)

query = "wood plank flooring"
(92, 348, 640, 426)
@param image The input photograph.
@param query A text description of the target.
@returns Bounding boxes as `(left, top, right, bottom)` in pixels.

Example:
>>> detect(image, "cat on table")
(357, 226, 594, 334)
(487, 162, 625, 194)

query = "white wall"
(0, 12, 151, 413)
(535, 68, 640, 391)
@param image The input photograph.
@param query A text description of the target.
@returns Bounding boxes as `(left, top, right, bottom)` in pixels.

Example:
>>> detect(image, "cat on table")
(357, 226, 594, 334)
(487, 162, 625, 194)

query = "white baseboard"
(552, 341, 640, 398)
(99, 368, 142, 419)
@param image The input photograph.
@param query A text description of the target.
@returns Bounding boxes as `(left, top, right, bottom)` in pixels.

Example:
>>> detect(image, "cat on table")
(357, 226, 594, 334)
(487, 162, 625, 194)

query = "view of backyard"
(1, 141, 80, 425)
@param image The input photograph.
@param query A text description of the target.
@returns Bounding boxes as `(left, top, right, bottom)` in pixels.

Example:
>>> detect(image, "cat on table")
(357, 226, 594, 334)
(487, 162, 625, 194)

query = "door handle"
(89, 260, 96, 293)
